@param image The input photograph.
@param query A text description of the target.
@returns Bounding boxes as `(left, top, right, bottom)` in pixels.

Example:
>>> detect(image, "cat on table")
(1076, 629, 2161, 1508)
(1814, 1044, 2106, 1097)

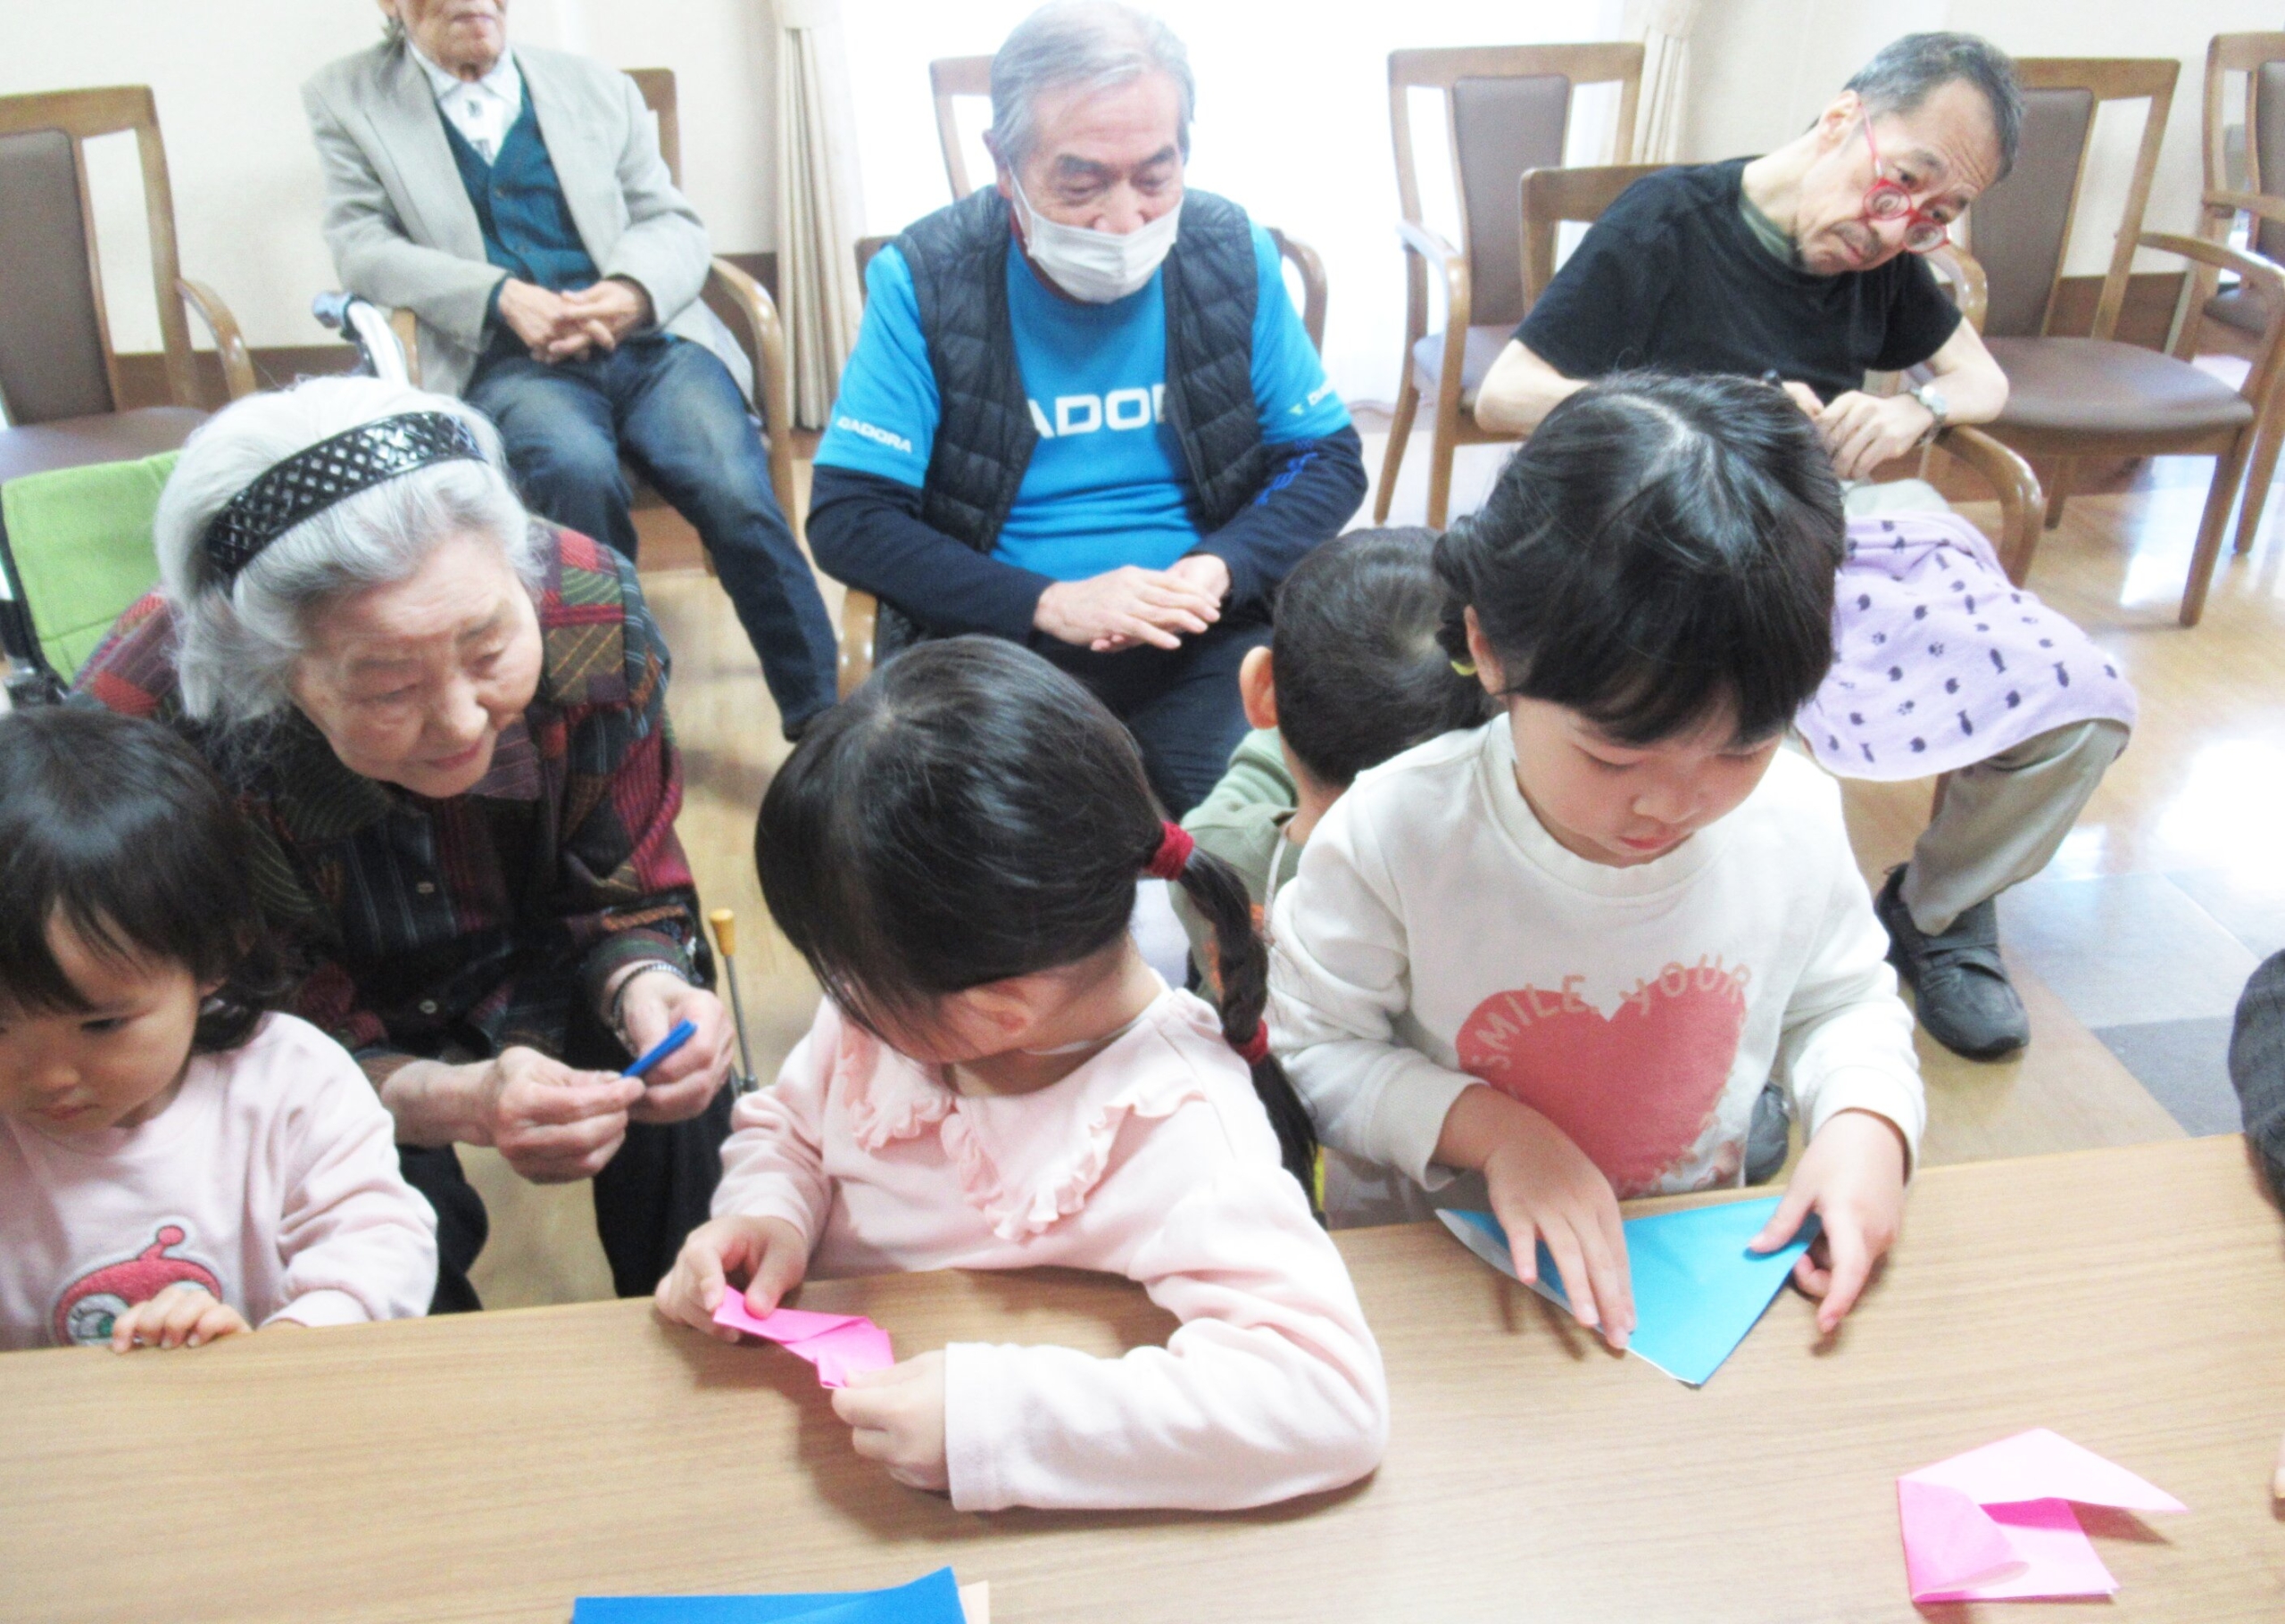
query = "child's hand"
(833, 1350, 949, 1493)
(1750, 1107, 1907, 1333)
(653, 1214, 810, 1340)
(1467, 1093, 1634, 1349)
(108, 1285, 252, 1352)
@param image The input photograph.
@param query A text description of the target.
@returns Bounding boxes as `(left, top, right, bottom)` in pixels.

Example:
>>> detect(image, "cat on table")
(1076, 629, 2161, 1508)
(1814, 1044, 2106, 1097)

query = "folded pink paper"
(1898, 1428, 2186, 1603)
(711, 1297, 895, 1388)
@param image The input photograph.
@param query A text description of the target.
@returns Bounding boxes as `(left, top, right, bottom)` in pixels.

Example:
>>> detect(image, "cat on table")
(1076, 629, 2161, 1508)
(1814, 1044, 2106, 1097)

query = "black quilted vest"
(893, 186, 1268, 563)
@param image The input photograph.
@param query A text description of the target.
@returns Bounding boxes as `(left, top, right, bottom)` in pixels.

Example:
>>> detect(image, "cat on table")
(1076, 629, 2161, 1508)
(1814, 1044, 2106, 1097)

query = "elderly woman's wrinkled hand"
(480, 1046, 645, 1183)
(614, 969, 735, 1124)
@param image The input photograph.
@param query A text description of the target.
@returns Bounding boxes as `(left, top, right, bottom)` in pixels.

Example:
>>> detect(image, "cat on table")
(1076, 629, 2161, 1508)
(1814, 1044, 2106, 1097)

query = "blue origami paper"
(1438, 1196, 1817, 1387)
(573, 1566, 965, 1623)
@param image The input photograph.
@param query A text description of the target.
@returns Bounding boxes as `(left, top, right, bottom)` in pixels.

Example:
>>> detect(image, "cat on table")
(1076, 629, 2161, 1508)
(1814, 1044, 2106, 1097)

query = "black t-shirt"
(1515, 159, 1961, 402)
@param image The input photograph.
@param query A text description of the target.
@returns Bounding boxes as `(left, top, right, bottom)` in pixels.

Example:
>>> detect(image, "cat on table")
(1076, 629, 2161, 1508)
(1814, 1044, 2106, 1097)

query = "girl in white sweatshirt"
(0, 708, 436, 1351)
(1270, 373, 1924, 1351)
(655, 637, 1385, 1512)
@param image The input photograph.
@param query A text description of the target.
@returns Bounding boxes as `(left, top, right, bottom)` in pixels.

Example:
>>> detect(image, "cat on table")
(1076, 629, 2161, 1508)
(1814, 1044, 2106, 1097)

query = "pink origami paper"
(711, 1297, 895, 1388)
(1897, 1428, 2186, 1603)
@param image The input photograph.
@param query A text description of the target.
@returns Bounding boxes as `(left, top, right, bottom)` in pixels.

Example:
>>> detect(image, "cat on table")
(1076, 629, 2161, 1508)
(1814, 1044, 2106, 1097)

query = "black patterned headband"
(201, 410, 486, 584)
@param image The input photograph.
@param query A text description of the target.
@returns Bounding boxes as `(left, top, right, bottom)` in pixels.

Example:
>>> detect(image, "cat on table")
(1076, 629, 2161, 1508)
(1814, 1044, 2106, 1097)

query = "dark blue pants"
(467, 335, 839, 736)
(1039, 611, 1271, 817)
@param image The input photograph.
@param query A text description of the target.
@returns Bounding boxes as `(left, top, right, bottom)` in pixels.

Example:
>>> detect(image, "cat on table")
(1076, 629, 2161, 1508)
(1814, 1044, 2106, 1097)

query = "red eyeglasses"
(1860, 118, 1952, 254)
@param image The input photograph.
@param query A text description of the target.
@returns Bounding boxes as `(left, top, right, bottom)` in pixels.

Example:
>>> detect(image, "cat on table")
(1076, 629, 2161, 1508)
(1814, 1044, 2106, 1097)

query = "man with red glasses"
(1475, 32, 2014, 476)
(1473, 34, 2135, 1066)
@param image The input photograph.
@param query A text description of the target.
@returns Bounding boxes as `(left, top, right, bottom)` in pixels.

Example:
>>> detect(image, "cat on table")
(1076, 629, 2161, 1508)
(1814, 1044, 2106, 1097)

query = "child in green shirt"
(1176, 528, 1489, 972)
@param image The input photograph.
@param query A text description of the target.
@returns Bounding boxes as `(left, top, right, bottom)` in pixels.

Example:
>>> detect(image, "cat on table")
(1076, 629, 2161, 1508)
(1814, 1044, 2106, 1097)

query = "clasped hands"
(496, 276, 652, 364)
(1034, 552, 1230, 654)
(1773, 378, 1938, 483)
(658, 1214, 950, 1493)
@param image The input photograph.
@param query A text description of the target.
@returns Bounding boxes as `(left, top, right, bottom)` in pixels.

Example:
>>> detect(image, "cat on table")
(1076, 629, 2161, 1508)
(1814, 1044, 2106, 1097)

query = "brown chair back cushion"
(1969, 86, 2095, 338)
(2256, 62, 2285, 261)
(1451, 74, 1571, 330)
(0, 128, 112, 426)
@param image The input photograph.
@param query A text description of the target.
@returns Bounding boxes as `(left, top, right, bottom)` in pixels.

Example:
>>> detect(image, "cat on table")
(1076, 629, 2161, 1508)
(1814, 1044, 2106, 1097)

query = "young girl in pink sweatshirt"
(655, 637, 1387, 1512)
(0, 708, 437, 1351)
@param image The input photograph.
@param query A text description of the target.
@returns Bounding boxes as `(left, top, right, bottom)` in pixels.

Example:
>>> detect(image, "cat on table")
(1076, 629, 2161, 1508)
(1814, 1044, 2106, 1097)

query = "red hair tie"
(1143, 820, 1194, 880)
(1233, 1024, 1272, 1065)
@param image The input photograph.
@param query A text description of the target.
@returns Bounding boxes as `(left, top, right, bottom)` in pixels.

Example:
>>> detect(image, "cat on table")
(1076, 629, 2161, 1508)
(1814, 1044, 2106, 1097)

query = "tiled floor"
(1990, 866, 2277, 1141)
(466, 428, 2285, 1305)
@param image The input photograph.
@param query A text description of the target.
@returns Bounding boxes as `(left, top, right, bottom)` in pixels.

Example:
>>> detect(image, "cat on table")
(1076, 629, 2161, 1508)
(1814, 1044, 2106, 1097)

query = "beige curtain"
(1630, 0, 1702, 163)
(772, 0, 868, 429)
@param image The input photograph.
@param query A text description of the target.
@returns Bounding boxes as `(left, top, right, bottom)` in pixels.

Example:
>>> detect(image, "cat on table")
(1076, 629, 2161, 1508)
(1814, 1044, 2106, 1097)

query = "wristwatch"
(1910, 383, 1950, 444)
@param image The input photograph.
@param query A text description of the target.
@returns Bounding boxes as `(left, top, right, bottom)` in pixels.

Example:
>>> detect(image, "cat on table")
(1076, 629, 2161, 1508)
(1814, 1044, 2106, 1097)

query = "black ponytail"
(1156, 833, 1318, 1194)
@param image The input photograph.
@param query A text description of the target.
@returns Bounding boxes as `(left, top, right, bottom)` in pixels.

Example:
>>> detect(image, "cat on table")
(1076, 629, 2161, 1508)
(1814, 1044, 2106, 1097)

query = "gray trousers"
(1897, 718, 2130, 936)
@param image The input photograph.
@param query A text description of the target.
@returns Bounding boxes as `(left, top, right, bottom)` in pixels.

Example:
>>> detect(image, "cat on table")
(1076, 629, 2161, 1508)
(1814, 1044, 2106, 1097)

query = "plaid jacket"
(77, 527, 706, 1068)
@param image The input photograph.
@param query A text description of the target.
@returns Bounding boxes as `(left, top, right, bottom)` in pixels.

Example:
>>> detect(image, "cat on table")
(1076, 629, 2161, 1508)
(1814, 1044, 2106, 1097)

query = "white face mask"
(1011, 177, 1183, 303)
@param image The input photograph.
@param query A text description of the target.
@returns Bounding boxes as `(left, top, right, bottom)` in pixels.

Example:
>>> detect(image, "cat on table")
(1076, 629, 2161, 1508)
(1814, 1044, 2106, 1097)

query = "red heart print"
(1455, 960, 1750, 1196)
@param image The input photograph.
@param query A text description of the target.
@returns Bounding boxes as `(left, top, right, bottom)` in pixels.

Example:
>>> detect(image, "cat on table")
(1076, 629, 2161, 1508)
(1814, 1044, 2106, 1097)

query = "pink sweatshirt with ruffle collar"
(713, 984, 1388, 1512)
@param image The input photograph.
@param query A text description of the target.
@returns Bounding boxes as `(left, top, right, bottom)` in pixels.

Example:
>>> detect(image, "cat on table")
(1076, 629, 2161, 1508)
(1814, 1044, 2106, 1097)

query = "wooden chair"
(1967, 56, 2285, 625)
(1516, 163, 2047, 580)
(0, 87, 253, 486)
(2198, 33, 2285, 560)
(833, 56, 1336, 698)
(382, 68, 799, 576)
(1378, 43, 1644, 527)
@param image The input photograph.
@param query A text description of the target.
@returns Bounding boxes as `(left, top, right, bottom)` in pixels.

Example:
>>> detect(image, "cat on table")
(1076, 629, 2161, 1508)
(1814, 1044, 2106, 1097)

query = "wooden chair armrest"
(388, 308, 423, 387)
(2203, 187, 2285, 229)
(1395, 217, 1472, 336)
(176, 278, 255, 402)
(837, 588, 878, 699)
(706, 257, 802, 545)
(1393, 216, 1463, 269)
(1934, 424, 2047, 584)
(2136, 228, 2285, 298)
(1269, 228, 1328, 355)
(1923, 242, 1989, 333)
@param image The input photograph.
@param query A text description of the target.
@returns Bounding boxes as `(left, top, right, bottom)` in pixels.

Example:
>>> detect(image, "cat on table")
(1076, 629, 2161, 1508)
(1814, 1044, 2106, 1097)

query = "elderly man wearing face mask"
(303, 0, 841, 742)
(808, 0, 1367, 816)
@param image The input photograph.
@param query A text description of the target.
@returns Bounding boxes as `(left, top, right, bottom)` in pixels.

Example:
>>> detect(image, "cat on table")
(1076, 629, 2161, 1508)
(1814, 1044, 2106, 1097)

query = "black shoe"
(1745, 1080, 1791, 1185)
(1874, 866, 2030, 1061)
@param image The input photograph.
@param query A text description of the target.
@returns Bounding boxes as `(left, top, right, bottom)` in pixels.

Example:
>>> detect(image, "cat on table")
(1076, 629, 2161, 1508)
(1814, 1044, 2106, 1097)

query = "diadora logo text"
(1027, 385, 1167, 439)
(834, 415, 913, 454)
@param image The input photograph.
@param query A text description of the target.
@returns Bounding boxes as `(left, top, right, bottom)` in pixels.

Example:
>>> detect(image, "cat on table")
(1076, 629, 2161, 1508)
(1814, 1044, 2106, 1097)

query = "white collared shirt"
(408, 40, 523, 164)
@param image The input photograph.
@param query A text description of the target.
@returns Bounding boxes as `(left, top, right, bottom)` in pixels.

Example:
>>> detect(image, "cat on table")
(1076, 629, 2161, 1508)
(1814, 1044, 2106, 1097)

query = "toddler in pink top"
(656, 639, 1387, 1512)
(0, 708, 436, 1352)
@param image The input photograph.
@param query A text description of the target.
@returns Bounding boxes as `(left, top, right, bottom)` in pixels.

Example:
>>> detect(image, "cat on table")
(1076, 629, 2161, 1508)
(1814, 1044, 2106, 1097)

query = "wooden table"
(4, 1136, 2281, 1623)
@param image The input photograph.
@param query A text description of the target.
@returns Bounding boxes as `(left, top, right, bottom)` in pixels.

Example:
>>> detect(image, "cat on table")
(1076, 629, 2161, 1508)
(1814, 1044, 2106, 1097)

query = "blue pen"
(623, 1018, 697, 1081)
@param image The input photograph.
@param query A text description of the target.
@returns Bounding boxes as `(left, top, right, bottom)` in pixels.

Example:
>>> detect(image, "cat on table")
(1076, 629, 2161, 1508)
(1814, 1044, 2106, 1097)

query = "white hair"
(989, 1, 1195, 172)
(154, 375, 543, 728)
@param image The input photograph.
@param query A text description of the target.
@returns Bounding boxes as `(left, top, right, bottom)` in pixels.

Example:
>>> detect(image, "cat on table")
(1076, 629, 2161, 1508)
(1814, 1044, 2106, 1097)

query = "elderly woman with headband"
(77, 375, 735, 1310)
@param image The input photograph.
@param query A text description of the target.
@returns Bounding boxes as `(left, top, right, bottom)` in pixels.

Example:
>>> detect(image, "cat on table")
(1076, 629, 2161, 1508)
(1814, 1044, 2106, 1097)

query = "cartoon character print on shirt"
(1455, 958, 1751, 1197)
(51, 1223, 225, 1347)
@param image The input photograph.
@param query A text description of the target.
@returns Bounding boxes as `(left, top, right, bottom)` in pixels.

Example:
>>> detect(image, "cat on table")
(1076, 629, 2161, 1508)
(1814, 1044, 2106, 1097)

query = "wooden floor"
(465, 443, 2283, 1308)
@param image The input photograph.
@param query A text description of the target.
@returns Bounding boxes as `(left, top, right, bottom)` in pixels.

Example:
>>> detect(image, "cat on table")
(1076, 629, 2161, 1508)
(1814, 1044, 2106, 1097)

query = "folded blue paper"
(1438, 1196, 1816, 1388)
(573, 1566, 963, 1623)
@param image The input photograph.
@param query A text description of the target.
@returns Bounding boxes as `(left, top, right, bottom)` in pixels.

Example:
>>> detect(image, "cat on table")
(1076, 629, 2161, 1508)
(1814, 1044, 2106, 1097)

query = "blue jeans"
(467, 335, 838, 734)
